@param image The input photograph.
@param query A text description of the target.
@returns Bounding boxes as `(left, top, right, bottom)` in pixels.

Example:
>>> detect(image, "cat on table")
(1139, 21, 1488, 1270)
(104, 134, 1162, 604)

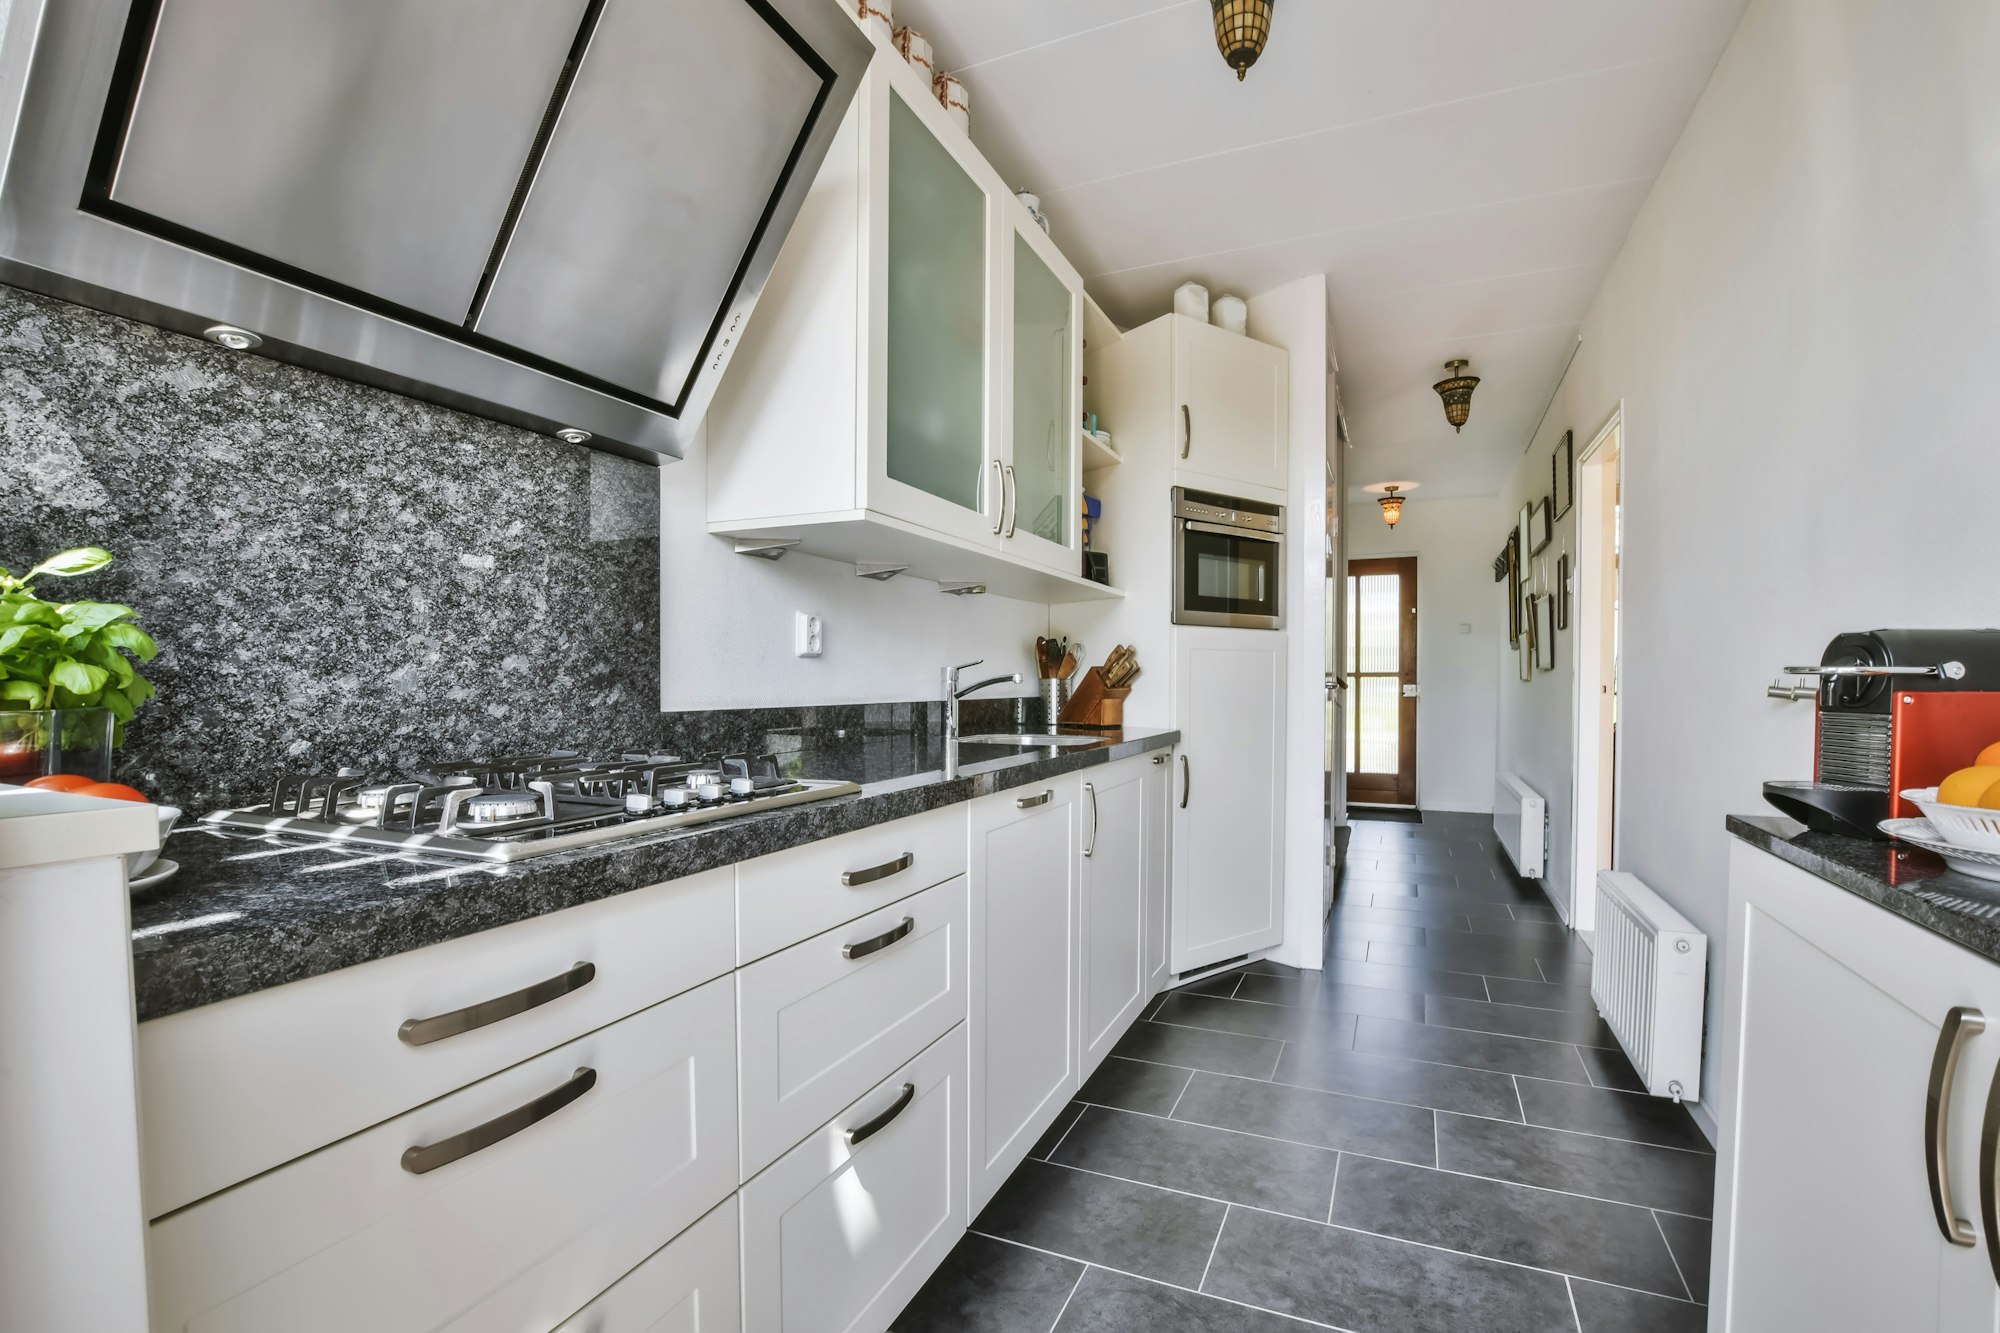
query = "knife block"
(1058, 667, 1130, 730)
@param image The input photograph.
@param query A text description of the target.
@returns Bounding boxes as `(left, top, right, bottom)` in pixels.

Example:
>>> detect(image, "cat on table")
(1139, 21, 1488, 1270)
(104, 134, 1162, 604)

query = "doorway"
(1345, 556, 1417, 806)
(1570, 409, 1623, 932)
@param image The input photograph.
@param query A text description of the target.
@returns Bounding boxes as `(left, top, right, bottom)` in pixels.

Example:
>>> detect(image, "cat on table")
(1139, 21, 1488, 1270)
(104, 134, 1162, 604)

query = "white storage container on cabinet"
(146, 977, 739, 1333)
(554, 1196, 741, 1333)
(968, 780, 1079, 1213)
(740, 1025, 967, 1333)
(706, 50, 1106, 603)
(1078, 757, 1153, 1076)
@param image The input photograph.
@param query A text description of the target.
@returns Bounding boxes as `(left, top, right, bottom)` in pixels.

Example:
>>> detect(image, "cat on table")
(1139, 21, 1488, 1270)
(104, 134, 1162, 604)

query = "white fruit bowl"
(1902, 789, 2000, 854)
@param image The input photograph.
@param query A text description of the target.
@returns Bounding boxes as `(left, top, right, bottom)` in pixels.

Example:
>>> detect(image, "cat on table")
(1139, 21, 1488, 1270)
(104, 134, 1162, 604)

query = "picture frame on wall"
(1536, 592, 1556, 670)
(1552, 430, 1574, 520)
(1556, 553, 1571, 631)
(1505, 531, 1522, 647)
(1528, 498, 1553, 555)
(1519, 601, 1535, 681)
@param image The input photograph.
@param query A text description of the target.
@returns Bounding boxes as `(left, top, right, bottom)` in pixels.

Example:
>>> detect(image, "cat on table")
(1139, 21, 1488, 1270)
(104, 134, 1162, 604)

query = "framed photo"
(1528, 498, 1553, 555)
(1552, 430, 1574, 520)
(1536, 593, 1556, 670)
(1505, 530, 1522, 646)
(1556, 553, 1570, 631)
(1519, 607, 1534, 681)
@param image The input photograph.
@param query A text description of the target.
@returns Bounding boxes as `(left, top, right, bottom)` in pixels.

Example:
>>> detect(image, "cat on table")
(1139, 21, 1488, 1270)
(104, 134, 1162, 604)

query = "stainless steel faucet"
(944, 659, 1022, 744)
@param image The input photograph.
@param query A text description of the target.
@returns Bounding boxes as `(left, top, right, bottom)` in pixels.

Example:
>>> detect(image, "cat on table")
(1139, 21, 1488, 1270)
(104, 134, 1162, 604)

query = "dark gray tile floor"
(894, 811, 1717, 1331)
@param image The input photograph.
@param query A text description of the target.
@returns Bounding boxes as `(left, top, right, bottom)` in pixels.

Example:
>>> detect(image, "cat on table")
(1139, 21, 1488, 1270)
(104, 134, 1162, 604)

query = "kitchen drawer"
(553, 1195, 741, 1333)
(138, 866, 734, 1217)
(741, 1025, 966, 1333)
(737, 804, 966, 962)
(737, 874, 966, 1179)
(147, 976, 738, 1333)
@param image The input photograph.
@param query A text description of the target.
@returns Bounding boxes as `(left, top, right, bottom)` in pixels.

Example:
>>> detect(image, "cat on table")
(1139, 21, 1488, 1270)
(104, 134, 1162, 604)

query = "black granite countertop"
(131, 729, 1178, 1021)
(1728, 814, 2000, 963)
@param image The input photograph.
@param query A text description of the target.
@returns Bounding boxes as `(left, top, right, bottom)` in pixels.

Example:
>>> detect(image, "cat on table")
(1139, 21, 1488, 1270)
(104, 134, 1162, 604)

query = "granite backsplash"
(0, 284, 663, 812)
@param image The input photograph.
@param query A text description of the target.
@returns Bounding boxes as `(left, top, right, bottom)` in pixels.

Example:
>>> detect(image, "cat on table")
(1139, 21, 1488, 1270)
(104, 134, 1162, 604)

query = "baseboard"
(1423, 802, 1494, 815)
(1687, 1099, 1718, 1147)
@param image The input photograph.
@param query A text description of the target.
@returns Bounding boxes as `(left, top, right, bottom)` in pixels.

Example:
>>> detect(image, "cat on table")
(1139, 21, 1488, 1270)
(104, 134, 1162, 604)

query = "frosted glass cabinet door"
(1005, 228, 1078, 572)
(883, 91, 994, 542)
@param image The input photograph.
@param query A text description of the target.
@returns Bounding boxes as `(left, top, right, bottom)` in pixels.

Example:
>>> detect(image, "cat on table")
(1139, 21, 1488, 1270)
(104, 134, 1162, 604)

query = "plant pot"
(0, 707, 116, 784)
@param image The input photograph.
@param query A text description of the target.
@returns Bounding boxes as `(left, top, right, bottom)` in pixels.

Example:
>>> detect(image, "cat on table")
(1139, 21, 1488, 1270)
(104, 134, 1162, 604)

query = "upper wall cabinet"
(1174, 316, 1290, 495)
(707, 44, 1107, 603)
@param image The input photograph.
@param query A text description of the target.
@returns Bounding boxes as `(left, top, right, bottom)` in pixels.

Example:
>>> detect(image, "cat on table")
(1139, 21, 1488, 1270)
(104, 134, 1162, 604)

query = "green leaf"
(100, 621, 158, 661)
(55, 601, 134, 637)
(49, 658, 109, 698)
(1, 601, 61, 627)
(100, 687, 134, 722)
(125, 675, 156, 705)
(0, 624, 54, 656)
(83, 641, 135, 685)
(0, 680, 43, 706)
(26, 547, 114, 580)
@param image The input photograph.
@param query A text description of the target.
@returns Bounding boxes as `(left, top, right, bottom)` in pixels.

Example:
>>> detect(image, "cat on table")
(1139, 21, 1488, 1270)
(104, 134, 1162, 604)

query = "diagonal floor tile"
(1332, 1154, 1688, 1296)
(1330, 903, 1472, 931)
(1577, 1042, 1649, 1092)
(1329, 938, 1371, 961)
(1202, 1206, 1577, 1333)
(1349, 868, 1483, 891)
(1052, 1267, 1304, 1333)
(1354, 1015, 1592, 1083)
(1425, 994, 1620, 1048)
(1111, 1019, 1283, 1079)
(1515, 1076, 1713, 1152)
(1153, 992, 1358, 1047)
(892, 1232, 1084, 1332)
(1326, 919, 1427, 945)
(1437, 1113, 1716, 1217)
(1483, 976, 1599, 1012)
(1655, 1210, 1713, 1300)
(1509, 904, 1565, 923)
(1029, 1102, 1087, 1160)
(1322, 958, 1492, 1001)
(1171, 1070, 1436, 1165)
(1369, 889, 1518, 918)
(1465, 917, 1578, 942)
(1570, 1279, 1708, 1332)
(1236, 969, 1428, 1021)
(973, 1160, 1226, 1289)
(1051, 1105, 1340, 1220)
(1275, 1043, 1523, 1119)
(1078, 1058, 1193, 1117)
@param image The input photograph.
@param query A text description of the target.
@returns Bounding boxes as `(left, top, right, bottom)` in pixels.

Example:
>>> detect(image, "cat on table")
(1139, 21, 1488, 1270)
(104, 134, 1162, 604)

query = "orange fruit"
(1978, 783, 2000, 812)
(24, 773, 97, 792)
(1979, 742, 2000, 767)
(71, 781, 149, 803)
(1939, 766, 2000, 808)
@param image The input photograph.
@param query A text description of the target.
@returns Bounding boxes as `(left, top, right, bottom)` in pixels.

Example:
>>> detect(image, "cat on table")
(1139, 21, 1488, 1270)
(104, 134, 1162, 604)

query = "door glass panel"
(1354, 573, 1399, 672)
(1355, 676, 1401, 773)
(1010, 233, 1072, 547)
(886, 95, 986, 513)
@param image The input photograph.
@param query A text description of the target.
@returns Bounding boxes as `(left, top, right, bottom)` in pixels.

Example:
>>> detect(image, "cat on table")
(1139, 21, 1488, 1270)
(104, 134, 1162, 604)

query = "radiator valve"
(1667, 1080, 1685, 1103)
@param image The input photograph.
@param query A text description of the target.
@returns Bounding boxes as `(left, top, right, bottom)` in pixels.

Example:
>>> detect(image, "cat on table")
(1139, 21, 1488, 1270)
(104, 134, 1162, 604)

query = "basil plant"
(0, 547, 158, 725)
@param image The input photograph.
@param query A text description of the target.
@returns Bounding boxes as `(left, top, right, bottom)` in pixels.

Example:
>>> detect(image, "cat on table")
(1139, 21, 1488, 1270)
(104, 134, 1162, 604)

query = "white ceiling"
(888, 0, 1748, 500)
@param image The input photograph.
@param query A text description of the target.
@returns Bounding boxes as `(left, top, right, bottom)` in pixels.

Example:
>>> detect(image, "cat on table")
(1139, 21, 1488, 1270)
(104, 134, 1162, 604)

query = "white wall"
(659, 425, 1051, 709)
(1346, 495, 1506, 814)
(1493, 0, 2000, 1138)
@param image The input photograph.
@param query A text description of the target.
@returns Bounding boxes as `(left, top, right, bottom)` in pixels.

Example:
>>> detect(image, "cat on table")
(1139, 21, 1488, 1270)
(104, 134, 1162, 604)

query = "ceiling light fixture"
(1212, 0, 1274, 81)
(1433, 358, 1480, 433)
(1377, 485, 1406, 528)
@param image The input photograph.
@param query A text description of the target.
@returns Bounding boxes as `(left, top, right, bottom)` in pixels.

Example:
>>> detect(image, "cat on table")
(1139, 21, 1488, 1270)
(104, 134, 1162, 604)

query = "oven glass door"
(1177, 521, 1283, 628)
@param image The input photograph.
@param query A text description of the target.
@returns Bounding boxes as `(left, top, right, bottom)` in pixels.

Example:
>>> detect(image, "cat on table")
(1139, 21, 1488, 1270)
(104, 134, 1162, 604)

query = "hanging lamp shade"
(1433, 358, 1479, 433)
(1212, 0, 1274, 81)
(1377, 485, 1406, 528)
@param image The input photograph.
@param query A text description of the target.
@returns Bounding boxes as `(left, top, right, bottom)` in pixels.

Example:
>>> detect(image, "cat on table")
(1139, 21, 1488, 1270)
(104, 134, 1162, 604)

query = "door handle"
(1929, 1005, 1984, 1246)
(842, 916, 915, 961)
(841, 852, 914, 887)
(1180, 404, 1191, 460)
(401, 1067, 596, 1175)
(1981, 1049, 2000, 1282)
(1179, 754, 1190, 809)
(398, 961, 596, 1046)
(1083, 782, 1098, 857)
(843, 1082, 916, 1147)
(1017, 789, 1053, 809)
(990, 459, 1004, 535)
(1002, 463, 1018, 538)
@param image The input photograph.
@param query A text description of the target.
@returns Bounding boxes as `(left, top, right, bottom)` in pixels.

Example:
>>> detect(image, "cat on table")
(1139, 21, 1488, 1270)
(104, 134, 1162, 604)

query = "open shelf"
(1081, 427, 1122, 471)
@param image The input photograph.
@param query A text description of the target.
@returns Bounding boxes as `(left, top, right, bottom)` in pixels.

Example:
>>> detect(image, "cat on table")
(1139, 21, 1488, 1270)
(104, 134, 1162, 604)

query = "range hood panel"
(107, 0, 587, 325)
(474, 0, 825, 407)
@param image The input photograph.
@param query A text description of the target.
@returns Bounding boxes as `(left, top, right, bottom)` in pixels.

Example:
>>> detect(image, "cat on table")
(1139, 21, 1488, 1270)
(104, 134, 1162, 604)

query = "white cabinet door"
(741, 1025, 966, 1333)
(1143, 752, 1173, 994)
(1078, 759, 1150, 1077)
(1171, 628, 1286, 974)
(1172, 316, 1288, 493)
(969, 781, 1078, 1214)
(553, 1196, 740, 1333)
(999, 217, 1083, 575)
(1715, 840, 2000, 1332)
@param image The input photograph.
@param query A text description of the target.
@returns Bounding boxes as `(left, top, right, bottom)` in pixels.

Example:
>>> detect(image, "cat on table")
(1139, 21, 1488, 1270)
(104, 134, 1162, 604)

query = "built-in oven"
(1172, 487, 1285, 630)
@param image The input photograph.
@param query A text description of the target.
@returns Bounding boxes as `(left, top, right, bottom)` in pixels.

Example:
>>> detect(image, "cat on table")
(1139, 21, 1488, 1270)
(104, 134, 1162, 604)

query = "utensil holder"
(1039, 678, 1069, 731)
(1058, 668, 1131, 730)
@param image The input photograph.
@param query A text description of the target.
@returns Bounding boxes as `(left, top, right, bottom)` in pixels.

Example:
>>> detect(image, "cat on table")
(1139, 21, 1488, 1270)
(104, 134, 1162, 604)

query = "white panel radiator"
(1493, 773, 1545, 878)
(1591, 871, 1708, 1102)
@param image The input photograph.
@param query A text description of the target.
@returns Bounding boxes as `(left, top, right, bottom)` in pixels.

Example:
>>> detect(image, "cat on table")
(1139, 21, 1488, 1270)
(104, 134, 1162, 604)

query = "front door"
(1345, 557, 1417, 806)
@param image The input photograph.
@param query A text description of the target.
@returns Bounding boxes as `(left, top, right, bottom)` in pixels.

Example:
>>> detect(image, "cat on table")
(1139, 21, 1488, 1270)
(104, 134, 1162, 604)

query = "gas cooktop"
(201, 750, 860, 862)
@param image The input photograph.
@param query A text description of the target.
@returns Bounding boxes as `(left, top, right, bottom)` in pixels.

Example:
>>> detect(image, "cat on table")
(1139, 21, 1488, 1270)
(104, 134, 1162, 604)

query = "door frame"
(1569, 403, 1624, 934)
(1345, 555, 1418, 807)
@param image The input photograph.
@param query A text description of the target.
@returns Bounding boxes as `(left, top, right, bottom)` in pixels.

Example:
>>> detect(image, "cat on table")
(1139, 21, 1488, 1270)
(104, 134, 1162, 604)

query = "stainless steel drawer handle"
(1180, 754, 1190, 809)
(843, 1082, 915, 1148)
(1017, 789, 1053, 809)
(842, 852, 914, 887)
(401, 1066, 596, 1175)
(1929, 1005, 1984, 1246)
(842, 916, 915, 961)
(1180, 403, 1191, 459)
(990, 460, 1005, 535)
(398, 961, 596, 1047)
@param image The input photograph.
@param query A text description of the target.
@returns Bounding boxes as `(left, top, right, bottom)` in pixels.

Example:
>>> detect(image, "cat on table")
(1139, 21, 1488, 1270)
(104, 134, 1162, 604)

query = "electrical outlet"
(794, 612, 823, 658)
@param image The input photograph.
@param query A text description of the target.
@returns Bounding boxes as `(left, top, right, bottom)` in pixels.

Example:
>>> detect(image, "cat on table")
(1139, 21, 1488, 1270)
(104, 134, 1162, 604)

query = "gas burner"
(465, 791, 541, 823)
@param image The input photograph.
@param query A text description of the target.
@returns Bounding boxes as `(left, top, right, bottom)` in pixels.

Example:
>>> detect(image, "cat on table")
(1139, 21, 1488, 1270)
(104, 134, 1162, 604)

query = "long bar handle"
(990, 460, 1005, 535)
(399, 961, 596, 1047)
(842, 916, 914, 961)
(1783, 663, 1956, 679)
(842, 852, 914, 887)
(401, 1066, 596, 1175)
(1003, 463, 1018, 538)
(1180, 404, 1192, 459)
(1929, 1005, 1984, 1245)
(1017, 789, 1053, 809)
(1980, 1043, 2000, 1281)
(844, 1082, 915, 1147)
(1083, 782, 1098, 858)
(1180, 754, 1190, 809)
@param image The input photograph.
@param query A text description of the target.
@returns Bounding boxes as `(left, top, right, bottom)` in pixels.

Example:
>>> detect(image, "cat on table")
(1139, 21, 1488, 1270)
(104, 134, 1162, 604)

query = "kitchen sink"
(956, 733, 1105, 748)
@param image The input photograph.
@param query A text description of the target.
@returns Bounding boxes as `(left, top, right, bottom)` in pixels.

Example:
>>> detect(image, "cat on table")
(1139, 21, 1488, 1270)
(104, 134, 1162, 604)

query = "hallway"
(894, 812, 1715, 1332)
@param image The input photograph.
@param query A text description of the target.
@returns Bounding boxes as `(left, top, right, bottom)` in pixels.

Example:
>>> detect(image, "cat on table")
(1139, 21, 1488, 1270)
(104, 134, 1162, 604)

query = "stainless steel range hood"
(0, 0, 871, 462)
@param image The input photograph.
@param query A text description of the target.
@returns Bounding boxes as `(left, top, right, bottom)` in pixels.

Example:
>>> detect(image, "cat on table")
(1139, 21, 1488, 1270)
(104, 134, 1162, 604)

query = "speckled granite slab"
(133, 728, 1178, 1021)
(1729, 815, 2000, 963)
(0, 284, 662, 814)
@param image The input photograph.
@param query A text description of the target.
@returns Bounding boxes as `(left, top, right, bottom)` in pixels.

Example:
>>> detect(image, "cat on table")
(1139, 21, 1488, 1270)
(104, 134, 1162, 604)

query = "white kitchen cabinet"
(1078, 757, 1153, 1076)
(741, 1025, 966, 1333)
(1174, 315, 1289, 493)
(1144, 751, 1174, 994)
(1713, 839, 2000, 1331)
(969, 780, 1079, 1214)
(553, 1196, 740, 1333)
(147, 977, 739, 1333)
(706, 48, 1104, 603)
(1171, 628, 1286, 974)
